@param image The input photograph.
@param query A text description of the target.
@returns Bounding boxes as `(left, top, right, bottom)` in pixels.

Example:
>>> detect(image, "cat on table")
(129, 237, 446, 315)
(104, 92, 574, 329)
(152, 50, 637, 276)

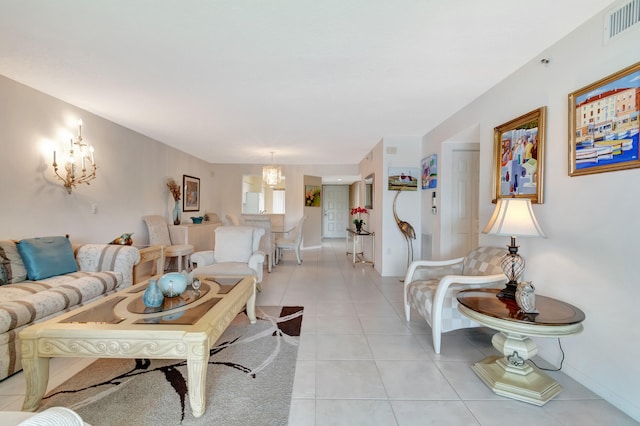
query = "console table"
(456, 288, 585, 406)
(346, 228, 375, 267)
(168, 222, 220, 252)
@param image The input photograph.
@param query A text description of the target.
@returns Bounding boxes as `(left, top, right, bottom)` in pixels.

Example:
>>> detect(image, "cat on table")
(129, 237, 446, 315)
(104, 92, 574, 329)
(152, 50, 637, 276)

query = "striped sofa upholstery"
(403, 246, 508, 354)
(0, 243, 139, 381)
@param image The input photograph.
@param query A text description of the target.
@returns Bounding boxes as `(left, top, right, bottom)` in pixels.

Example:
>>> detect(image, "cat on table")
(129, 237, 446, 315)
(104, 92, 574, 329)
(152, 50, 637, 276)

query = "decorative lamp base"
(497, 281, 518, 299)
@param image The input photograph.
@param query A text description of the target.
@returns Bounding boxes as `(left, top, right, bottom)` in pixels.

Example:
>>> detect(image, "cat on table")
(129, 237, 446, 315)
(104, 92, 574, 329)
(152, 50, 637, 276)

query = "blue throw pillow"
(17, 236, 78, 280)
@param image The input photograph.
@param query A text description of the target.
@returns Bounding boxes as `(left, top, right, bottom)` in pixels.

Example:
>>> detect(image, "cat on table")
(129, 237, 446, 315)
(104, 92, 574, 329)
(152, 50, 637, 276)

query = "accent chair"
(404, 246, 508, 353)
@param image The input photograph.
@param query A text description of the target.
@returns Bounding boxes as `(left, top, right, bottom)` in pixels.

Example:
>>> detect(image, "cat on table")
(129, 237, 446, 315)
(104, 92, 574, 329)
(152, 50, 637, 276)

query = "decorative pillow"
(0, 240, 27, 284)
(214, 226, 254, 263)
(16, 236, 78, 280)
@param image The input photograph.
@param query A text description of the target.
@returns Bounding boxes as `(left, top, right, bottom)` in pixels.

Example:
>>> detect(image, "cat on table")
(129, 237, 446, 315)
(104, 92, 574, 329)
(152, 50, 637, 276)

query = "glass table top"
(60, 277, 245, 326)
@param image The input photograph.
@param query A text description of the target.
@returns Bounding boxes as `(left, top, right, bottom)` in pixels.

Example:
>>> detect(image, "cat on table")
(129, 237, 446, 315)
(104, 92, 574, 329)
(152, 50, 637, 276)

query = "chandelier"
(52, 119, 97, 194)
(262, 152, 282, 187)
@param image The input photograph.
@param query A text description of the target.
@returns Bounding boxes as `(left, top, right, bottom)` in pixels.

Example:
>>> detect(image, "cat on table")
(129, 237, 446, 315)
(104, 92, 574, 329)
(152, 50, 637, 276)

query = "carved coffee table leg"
(21, 338, 50, 412)
(185, 336, 208, 418)
(246, 281, 257, 324)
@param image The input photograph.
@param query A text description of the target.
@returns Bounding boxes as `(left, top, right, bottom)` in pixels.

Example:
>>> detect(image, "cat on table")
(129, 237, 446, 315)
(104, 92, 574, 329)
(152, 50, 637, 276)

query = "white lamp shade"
(482, 198, 546, 238)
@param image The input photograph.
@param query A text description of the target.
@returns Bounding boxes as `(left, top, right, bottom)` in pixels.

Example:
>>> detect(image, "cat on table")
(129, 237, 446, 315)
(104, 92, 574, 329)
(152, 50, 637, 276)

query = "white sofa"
(0, 237, 140, 381)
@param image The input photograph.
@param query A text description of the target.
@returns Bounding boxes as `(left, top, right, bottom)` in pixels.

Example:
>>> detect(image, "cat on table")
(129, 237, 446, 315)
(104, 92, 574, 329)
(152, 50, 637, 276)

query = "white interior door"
(322, 185, 349, 238)
(449, 148, 479, 258)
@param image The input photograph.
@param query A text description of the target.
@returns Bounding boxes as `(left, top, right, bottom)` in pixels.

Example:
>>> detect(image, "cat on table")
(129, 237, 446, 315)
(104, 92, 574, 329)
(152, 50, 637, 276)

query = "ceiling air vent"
(604, 0, 640, 42)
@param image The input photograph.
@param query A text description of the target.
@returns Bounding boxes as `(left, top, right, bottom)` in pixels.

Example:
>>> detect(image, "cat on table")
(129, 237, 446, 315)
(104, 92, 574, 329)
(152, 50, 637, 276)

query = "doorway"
(441, 142, 480, 258)
(322, 185, 349, 238)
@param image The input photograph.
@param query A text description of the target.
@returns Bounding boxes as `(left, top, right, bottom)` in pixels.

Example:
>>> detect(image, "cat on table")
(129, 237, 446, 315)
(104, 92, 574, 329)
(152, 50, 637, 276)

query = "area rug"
(38, 306, 303, 426)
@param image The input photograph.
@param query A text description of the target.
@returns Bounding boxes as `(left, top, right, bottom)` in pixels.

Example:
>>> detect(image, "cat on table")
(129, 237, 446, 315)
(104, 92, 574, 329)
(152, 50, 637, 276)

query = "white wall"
(380, 136, 422, 277)
(0, 76, 359, 249)
(421, 10, 639, 421)
(0, 75, 215, 244)
(205, 163, 357, 236)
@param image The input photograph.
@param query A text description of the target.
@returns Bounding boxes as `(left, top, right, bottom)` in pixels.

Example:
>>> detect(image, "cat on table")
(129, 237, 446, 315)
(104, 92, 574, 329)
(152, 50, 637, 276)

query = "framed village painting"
(388, 167, 419, 191)
(569, 61, 640, 177)
(492, 107, 546, 204)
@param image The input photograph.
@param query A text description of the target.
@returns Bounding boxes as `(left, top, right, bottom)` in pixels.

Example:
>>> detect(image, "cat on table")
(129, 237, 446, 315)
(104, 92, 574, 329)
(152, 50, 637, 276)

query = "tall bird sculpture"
(393, 190, 416, 269)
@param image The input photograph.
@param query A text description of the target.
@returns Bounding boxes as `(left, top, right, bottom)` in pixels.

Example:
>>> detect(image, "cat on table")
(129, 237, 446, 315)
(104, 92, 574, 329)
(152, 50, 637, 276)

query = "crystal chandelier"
(262, 152, 281, 187)
(52, 119, 97, 194)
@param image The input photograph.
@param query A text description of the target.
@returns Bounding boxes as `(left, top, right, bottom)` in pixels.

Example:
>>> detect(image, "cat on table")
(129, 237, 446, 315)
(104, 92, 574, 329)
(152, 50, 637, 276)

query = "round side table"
(457, 288, 585, 406)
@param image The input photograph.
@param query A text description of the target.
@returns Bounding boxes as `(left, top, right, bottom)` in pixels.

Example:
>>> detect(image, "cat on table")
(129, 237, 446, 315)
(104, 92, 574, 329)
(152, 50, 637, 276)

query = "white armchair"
(191, 226, 265, 285)
(404, 246, 508, 354)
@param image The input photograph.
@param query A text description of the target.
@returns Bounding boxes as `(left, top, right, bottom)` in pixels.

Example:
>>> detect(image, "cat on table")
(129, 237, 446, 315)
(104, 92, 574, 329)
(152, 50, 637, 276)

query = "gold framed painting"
(568, 61, 640, 177)
(492, 107, 546, 204)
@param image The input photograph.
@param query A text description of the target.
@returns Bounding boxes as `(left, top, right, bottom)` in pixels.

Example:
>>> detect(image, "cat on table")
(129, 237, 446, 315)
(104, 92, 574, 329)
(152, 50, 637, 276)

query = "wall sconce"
(52, 119, 97, 194)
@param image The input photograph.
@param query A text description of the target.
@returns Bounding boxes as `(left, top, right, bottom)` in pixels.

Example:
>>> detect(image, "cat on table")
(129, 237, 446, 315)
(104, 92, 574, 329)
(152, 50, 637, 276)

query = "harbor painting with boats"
(570, 64, 640, 175)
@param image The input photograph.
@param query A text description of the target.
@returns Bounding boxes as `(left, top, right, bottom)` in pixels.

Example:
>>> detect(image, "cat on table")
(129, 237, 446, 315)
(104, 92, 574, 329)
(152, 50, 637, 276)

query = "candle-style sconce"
(52, 119, 97, 194)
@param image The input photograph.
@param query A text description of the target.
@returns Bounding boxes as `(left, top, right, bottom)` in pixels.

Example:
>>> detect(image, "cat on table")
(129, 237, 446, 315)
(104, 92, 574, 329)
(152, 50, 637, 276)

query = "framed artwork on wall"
(388, 167, 419, 191)
(183, 175, 200, 212)
(421, 154, 437, 189)
(568, 61, 640, 177)
(305, 185, 321, 206)
(492, 106, 546, 203)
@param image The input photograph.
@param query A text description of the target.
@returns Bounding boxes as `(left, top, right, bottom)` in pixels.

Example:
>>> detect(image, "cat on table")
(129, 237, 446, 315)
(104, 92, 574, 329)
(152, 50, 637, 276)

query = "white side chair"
(142, 215, 194, 272)
(275, 216, 307, 265)
(191, 225, 265, 285)
(404, 246, 508, 354)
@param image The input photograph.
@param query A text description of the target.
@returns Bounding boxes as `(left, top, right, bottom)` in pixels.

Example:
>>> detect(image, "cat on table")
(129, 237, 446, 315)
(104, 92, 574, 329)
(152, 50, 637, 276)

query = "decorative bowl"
(191, 216, 204, 224)
(158, 272, 188, 297)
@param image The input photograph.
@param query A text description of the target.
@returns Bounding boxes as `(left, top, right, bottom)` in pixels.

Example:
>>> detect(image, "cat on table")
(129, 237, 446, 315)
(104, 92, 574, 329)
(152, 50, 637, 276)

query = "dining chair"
(275, 216, 307, 265)
(242, 215, 276, 272)
(225, 213, 241, 225)
(142, 215, 194, 272)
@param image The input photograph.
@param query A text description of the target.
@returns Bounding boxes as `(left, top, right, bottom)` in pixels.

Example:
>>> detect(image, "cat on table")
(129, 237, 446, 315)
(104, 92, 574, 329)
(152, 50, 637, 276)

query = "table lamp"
(482, 198, 546, 299)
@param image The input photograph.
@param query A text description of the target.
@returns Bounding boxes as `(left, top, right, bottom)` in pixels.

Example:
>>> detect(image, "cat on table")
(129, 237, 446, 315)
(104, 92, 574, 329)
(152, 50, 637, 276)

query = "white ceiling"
(0, 0, 616, 168)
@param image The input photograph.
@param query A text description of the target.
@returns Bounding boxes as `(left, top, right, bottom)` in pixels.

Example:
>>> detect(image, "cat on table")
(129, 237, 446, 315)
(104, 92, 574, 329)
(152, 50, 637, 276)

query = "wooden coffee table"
(457, 288, 585, 406)
(20, 275, 256, 418)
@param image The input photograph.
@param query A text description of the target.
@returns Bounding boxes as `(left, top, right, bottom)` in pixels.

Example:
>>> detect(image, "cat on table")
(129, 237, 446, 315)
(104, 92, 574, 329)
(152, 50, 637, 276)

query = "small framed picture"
(388, 167, 419, 191)
(183, 175, 200, 212)
(492, 107, 546, 203)
(305, 185, 321, 207)
(421, 154, 437, 189)
(568, 61, 640, 176)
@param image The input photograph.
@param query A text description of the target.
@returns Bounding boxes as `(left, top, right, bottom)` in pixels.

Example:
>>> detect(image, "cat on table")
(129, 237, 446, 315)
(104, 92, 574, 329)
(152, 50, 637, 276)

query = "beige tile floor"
(0, 239, 637, 425)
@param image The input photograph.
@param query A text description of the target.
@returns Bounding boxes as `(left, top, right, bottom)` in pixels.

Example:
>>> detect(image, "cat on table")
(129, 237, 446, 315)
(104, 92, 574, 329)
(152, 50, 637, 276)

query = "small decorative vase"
(515, 281, 538, 314)
(143, 279, 164, 308)
(172, 201, 181, 225)
(355, 221, 362, 233)
(158, 272, 188, 297)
